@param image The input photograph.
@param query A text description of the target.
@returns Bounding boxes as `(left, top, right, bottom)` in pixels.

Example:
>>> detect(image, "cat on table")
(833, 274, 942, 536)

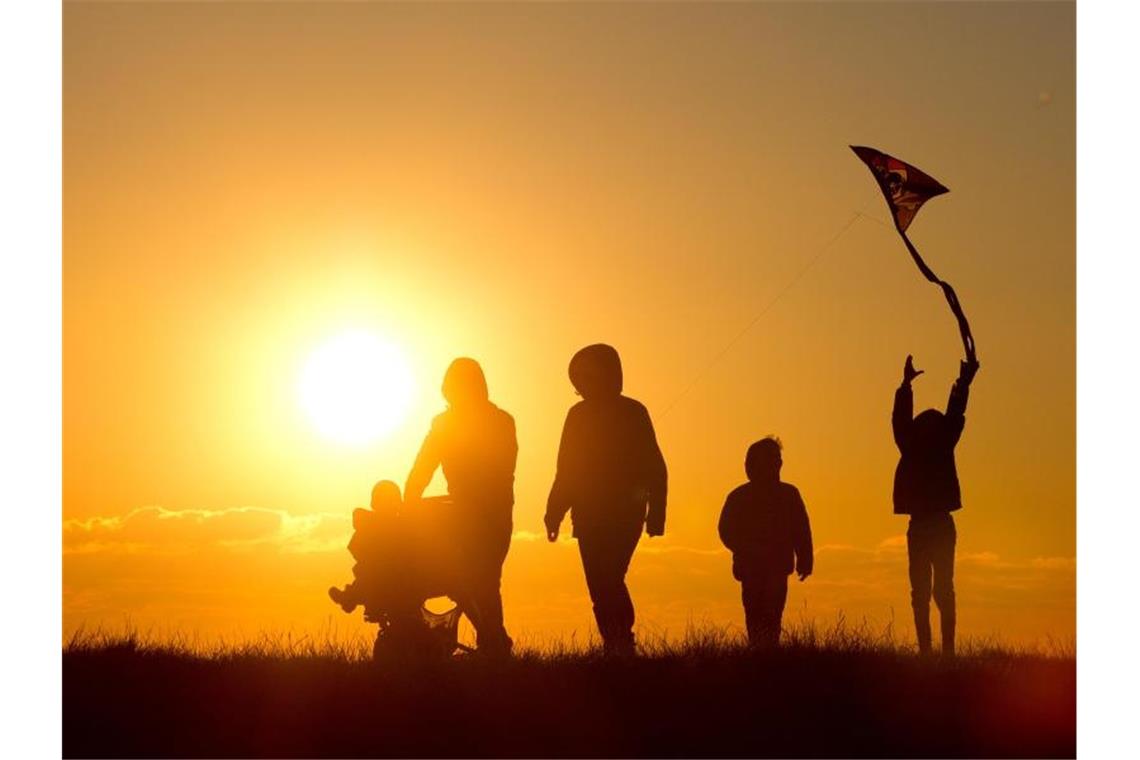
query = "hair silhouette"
(441, 357, 490, 409)
(745, 436, 783, 483)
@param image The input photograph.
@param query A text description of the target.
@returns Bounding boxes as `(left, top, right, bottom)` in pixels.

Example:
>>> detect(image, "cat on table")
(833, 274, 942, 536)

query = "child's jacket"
(892, 379, 969, 515)
(718, 481, 813, 579)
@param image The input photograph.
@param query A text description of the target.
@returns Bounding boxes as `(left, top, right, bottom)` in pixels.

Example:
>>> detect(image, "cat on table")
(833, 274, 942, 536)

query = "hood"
(568, 344, 623, 399)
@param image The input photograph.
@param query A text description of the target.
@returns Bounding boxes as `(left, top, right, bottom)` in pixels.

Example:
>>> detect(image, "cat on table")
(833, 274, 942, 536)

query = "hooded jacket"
(892, 379, 969, 515)
(545, 345, 668, 537)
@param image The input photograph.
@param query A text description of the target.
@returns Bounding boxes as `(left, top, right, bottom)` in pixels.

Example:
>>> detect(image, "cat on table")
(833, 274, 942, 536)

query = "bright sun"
(297, 330, 416, 446)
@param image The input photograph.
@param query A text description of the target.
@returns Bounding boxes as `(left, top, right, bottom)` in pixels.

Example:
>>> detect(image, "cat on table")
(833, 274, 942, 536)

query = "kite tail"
(939, 280, 978, 365)
(900, 229, 978, 364)
(899, 226, 941, 285)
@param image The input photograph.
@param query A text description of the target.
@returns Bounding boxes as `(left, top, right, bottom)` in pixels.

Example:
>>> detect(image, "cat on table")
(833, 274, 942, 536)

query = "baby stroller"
(345, 494, 478, 661)
(365, 601, 474, 662)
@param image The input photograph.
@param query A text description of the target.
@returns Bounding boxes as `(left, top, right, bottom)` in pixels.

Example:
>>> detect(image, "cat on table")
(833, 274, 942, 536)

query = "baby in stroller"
(329, 481, 468, 659)
(328, 480, 404, 613)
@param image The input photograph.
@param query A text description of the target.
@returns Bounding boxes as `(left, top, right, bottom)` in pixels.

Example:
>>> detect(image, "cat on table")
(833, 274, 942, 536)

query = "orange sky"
(64, 1, 1074, 646)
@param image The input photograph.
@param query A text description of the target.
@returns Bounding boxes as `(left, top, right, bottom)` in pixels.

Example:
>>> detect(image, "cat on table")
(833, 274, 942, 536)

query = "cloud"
(639, 544, 724, 557)
(1031, 556, 1076, 570)
(877, 535, 907, 551)
(63, 506, 1075, 644)
(64, 506, 350, 554)
(65, 508, 730, 556)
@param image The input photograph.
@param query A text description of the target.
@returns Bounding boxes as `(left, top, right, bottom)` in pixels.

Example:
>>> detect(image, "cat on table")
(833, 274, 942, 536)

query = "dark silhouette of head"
(745, 437, 783, 484)
(370, 480, 401, 512)
(568, 344, 623, 399)
(441, 357, 489, 410)
(912, 408, 946, 448)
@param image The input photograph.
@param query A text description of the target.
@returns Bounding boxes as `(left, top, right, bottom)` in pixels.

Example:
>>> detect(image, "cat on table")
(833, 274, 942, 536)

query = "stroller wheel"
(372, 617, 450, 663)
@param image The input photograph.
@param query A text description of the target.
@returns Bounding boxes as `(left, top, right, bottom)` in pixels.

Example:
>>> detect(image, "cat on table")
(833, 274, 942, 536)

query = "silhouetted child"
(718, 437, 813, 647)
(893, 354, 978, 656)
(545, 344, 668, 656)
(328, 480, 403, 613)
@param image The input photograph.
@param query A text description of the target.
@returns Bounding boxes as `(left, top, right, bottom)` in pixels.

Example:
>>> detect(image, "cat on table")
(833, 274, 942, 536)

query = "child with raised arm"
(718, 437, 813, 647)
(892, 354, 979, 656)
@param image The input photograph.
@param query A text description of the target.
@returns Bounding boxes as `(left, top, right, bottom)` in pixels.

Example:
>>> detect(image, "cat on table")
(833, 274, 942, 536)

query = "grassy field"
(63, 620, 1075, 758)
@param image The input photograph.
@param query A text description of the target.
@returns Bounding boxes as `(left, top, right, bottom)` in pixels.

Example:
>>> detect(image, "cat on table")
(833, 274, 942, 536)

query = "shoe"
(328, 586, 357, 613)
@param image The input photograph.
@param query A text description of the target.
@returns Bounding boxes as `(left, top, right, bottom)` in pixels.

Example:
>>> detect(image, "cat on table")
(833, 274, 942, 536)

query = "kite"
(851, 145, 978, 365)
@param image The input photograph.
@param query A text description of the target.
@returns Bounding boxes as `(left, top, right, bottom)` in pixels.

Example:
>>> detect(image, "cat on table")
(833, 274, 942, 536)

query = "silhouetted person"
(893, 354, 979, 656)
(329, 479, 405, 613)
(718, 437, 813, 647)
(406, 358, 517, 656)
(545, 344, 667, 655)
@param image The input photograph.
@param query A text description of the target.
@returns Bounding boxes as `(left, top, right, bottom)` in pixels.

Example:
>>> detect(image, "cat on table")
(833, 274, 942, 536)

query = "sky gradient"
(64, 1, 1074, 646)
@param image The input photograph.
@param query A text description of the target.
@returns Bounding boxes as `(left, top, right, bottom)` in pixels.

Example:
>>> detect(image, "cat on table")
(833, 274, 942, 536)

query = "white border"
(1078, 0, 1140, 756)
(4, 0, 1133, 756)
(0, 1, 62, 758)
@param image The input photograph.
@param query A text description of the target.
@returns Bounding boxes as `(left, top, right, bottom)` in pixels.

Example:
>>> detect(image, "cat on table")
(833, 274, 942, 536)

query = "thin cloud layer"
(64, 506, 348, 554)
(64, 507, 571, 555)
(63, 506, 1075, 645)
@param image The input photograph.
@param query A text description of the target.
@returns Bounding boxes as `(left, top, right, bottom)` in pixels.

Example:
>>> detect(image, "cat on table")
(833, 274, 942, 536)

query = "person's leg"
(750, 574, 787, 648)
(931, 515, 957, 656)
(609, 524, 641, 648)
(908, 520, 934, 654)
(468, 530, 512, 655)
(741, 577, 762, 645)
(475, 574, 509, 654)
(578, 533, 616, 645)
(578, 526, 640, 652)
(770, 573, 789, 645)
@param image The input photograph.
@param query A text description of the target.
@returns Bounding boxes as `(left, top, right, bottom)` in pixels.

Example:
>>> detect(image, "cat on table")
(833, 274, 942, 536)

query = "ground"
(63, 624, 1075, 758)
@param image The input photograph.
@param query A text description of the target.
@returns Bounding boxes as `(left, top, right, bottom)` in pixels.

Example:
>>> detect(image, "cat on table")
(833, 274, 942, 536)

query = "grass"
(63, 619, 1075, 758)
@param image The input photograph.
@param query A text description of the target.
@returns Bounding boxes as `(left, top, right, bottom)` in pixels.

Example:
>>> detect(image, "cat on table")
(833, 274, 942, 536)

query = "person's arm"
(791, 487, 813, 580)
(944, 359, 978, 446)
(717, 494, 740, 553)
(503, 413, 519, 481)
(893, 355, 922, 452)
(544, 410, 577, 541)
(642, 407, 668, 538)
(405, 421, 442, 504)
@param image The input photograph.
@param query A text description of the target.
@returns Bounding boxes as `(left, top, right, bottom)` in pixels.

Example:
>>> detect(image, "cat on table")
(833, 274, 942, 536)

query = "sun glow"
(296, 330, 415, 446)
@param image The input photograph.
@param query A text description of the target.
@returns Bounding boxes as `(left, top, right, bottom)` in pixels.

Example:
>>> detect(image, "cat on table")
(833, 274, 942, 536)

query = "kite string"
(659, 211, 864, 419)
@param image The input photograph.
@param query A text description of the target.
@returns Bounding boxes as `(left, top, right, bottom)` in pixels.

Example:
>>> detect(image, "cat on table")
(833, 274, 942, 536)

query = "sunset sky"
(64, 1, 1074, 646)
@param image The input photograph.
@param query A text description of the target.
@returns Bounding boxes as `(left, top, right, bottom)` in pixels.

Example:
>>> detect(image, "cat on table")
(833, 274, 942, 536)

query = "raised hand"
(544, 516, 560, 543)
(903, 354, 924, 385)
